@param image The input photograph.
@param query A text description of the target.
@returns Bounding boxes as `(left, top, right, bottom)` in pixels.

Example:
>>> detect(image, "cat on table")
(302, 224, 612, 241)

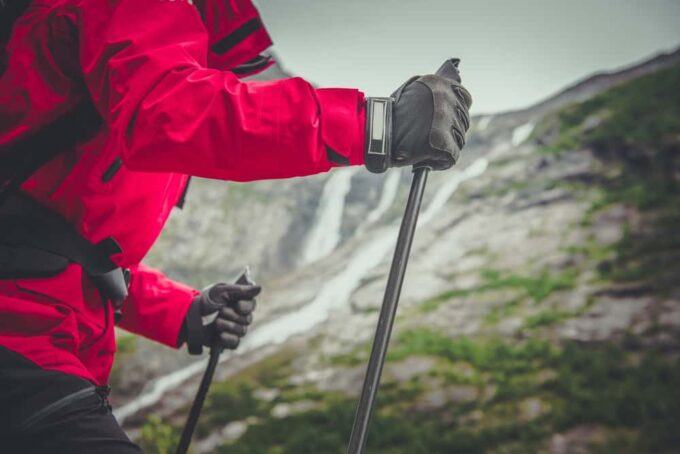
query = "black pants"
(0, 346, 142, 453)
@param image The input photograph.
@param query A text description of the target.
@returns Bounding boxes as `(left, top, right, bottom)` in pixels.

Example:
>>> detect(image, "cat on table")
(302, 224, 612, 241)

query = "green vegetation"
(325, 348, 368, 367)
(196, 382, 263, 438)
(193, 350, 298, 437)
(482, 177, 590, 200)
(200, 330, 680, 453)
(217, 181, 272, 210)
(419, 268, 578, 315)
(560, 66, 680, 153)
(536, 64, 680, 157)
(600, 221, 680, 295)
(579, 67, 680, 294)
(536, 64, 680, 295)
(418, 287, 476, 313)
(139, 415, 180, 454)
(116, 334, 138, 355)
(109, 334, 138, 390)
(138, 350, 298, 452)
(483, 297, 524, 325)
(479, 269, 578, 303)
(387, 329, 552, 364)
(564, 237, 616, 263)
(524, 309, 574, 329)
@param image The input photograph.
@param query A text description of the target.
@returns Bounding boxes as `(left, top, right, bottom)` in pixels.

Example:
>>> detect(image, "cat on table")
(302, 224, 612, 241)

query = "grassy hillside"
(138, 64, 680, 454)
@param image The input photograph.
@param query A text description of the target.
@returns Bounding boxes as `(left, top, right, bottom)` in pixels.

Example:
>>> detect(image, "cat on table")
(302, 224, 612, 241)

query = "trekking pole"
(176, 343, 222, 454)
(176, 268, 253, 454)
(347, 59, 462, 454)
(347, 166, 428, 454)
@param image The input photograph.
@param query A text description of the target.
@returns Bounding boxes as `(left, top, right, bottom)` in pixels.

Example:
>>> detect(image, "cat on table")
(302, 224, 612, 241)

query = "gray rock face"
(549, 425, 608, 454)
(559, 297, 652, 342)
(194, 420, 249, 453)
(416, 384, 479, 411)
(145, 175, 329, 286)
(270, 400, 317, 419)
(387, 357, 437, 383)
(519, 397, 549, 421)
(315, 366, 366, 398)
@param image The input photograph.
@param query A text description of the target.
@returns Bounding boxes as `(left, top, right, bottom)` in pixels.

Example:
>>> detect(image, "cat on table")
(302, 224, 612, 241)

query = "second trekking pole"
(176, 268, 254, 454)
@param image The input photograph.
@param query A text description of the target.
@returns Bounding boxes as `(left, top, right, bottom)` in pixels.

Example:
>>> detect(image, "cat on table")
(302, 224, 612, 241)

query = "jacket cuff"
(157, 286, 196, 349)
(118, 274, 198, 349)
(317, 88, 366, 167)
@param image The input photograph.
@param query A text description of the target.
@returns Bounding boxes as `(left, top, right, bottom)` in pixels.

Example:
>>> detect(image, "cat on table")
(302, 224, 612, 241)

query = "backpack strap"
(0, 101, 102, 201)
(1, 0, 33, 74)
(0, 192, 129, 308)
(1, 0, 32, 41)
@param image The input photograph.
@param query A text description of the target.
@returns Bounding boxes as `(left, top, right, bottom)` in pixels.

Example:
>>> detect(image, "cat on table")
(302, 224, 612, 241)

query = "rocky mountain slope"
(112, 48, 680, 453)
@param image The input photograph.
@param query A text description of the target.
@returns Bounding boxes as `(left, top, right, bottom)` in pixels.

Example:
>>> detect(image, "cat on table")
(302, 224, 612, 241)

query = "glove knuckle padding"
(220, 307, 250, 324)
(217, 319, 235, 332)
(235, 299, 256, 315)
(453, 85, 473, 110)
(219, 307, 236, 321)
(391, 80, 433, 165)
(221, 333, 240, 349)
(417, 75, 461, 164)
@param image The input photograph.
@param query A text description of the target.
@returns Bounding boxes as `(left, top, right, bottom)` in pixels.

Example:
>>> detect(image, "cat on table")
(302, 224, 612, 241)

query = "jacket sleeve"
(117, 264, 199, 348)
(75, 0, 366, 181)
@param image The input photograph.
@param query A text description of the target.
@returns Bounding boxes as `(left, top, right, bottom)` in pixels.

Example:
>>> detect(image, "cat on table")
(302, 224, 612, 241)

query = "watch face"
(367, 98, 390, 156)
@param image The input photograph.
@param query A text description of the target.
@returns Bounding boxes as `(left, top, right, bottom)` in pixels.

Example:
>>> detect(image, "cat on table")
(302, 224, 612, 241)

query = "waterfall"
(357, 169, 402, 233)
(476, 115, 493, 131)
(419, 159, 488, 225)
(511, 122, 534, 147)
(114, 159, 488, 424)
(114, 360, 208, 423)
(300, 168, 356, 265)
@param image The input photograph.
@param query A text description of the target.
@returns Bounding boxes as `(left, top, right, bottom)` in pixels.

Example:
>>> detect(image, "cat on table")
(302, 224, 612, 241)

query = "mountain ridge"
(474, 46, 680, 133)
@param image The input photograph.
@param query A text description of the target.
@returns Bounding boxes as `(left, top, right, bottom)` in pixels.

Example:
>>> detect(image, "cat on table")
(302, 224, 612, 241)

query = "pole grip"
(435, 57, 462, 82)
(176, 267, 254, 454)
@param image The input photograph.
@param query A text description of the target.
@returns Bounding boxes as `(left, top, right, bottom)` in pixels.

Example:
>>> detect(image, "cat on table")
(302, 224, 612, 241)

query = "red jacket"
(0, 0, 366, 385)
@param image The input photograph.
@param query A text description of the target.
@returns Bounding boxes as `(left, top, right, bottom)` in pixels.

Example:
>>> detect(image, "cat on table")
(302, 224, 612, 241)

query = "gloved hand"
(364, 58, 473, 173)
(180, 280, 261, 355)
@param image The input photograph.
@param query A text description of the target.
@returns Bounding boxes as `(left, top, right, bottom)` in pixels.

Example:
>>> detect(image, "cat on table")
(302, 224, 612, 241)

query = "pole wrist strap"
(184, 300, 205, 355)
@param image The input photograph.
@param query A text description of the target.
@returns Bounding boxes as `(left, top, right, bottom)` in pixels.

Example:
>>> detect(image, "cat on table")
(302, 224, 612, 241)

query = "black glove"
(180, 278, 261, 355)
(364, 58, 473, 173)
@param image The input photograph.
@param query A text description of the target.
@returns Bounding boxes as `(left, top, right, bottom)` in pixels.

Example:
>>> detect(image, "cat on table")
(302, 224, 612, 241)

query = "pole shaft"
(347, 167, 430, 454)
(176, 348, 221, 454)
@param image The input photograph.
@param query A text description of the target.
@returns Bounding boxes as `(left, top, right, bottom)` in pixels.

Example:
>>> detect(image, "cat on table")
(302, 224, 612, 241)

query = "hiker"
(0, 0, 472, 451)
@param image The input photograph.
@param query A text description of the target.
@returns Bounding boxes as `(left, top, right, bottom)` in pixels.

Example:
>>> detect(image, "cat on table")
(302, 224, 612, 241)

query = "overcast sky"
(256, 0, 680, 114)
